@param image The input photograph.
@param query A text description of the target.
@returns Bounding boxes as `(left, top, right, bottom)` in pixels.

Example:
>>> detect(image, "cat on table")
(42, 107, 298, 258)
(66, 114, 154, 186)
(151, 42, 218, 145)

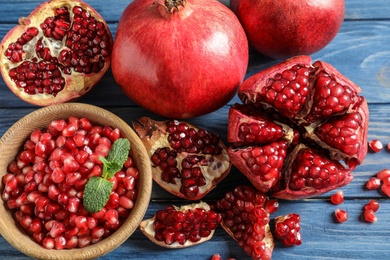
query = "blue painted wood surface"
(1, 0, 390, 259)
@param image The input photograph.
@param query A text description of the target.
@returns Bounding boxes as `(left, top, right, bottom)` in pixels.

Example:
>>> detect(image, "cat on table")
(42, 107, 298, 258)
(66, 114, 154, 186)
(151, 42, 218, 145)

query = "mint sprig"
(83, 138, 130, 213)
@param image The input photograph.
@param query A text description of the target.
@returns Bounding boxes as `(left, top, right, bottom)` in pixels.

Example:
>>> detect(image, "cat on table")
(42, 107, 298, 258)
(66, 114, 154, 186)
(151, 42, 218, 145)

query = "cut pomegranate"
(368, 140, 383, 153)
(274, 213, 302, 246)
(1, 117, 139, 249)
(334, 209, 348, 223)
(228, 56, 368, 199)
(330, 190, 344, 205)
(215, 185, 274, 260)
(133, 117, 231, 200)
(139, 202, 221, 248)
(0, 0, 112, 106)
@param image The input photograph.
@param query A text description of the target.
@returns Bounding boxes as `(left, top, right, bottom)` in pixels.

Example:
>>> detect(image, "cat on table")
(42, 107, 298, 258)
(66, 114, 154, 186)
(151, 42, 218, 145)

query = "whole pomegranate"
(230, 0, 345, 59)
(0, 0, 112, 106)
(112, 0, 249, 119)
(133, 117, 231, 200)
(228, 56, 369, 199)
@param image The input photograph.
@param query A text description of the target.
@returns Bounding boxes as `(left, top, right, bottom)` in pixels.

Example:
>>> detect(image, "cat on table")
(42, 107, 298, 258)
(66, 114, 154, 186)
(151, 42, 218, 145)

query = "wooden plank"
(1, 20, 390, 108)
(1, 103, 389, 201)
(0, 0, 389, 23)
(1, 199, 390, 259)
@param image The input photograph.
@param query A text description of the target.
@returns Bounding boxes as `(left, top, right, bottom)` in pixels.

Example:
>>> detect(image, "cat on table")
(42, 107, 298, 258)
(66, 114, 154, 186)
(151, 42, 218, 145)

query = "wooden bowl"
(0, 103, 152, 259)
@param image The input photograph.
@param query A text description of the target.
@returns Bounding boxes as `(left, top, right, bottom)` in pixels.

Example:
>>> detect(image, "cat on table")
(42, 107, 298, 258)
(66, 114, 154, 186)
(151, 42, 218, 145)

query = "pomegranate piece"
(228, 56, 368, 199)
(330, 190, 344, 205)
(334, 209, 348, 223)
(368, 140, 383, 153)
(215, 185, 274, 260)
(0, 0, 112, 106)
(133, 117, 231, 200)
(1, 117, 139, 249)
(139, 202, 221, 248)
(274, 213, 302, 246)
(272, 145, 353, 200)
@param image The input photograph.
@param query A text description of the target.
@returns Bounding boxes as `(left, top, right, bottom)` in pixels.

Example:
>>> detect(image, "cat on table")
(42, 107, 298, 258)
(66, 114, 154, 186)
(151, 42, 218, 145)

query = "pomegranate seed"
(54, 236, 67, 250)
(369, 139, 383, 153)
(119, 196, 134, 209)
(380, 183, 390, 197)
(42, 237, 55, 249)
(366, 177, 381, 190)
(334, 209, 348, 223)
(265, 199, 279, 214)
(363, 209, 377, 223)
(105, 209, 119, 225)
(330, 190, 344, 205)
(376, 169, 390, 180)
(91, 226, 105, 239)
(78, 236, 92, 248)
(66, 236, 78, 249)
(50, 221, 66, 237)
(364, 199, 380, 212)
(1, 116, 138, 250)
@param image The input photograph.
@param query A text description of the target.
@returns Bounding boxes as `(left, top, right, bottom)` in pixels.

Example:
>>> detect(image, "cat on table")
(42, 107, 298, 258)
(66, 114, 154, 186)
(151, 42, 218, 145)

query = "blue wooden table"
(1, 0, 390, 259)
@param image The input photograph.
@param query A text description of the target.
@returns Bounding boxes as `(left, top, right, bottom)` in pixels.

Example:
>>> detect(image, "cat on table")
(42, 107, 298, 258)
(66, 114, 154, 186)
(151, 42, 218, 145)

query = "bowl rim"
(0, 102, 153, 259)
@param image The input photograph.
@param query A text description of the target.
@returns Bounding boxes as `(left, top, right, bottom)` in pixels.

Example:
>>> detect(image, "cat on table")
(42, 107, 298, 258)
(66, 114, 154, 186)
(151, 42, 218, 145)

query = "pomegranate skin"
(112, 0, 249, 119)
(230, 0, 345, 59)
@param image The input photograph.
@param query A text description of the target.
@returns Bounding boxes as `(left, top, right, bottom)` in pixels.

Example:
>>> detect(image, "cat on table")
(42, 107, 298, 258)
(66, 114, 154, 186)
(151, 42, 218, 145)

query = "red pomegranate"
(227, 56, 369, 199)
(230, 0, 345, 59)
(112, 0, 249, 119)
(0, 0, 112, 106)
(133, 117, 231, 200)
(139, 202, 221, 248)
(215, 185, 274, 260)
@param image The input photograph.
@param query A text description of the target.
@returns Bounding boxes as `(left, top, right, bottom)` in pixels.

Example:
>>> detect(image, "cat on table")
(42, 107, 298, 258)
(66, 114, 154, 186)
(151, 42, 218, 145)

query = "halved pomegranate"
(133, 117, 231, 200)
(139, 202, 221, 248)
(215, 185, 274, 260)
(0, 0, 112, 106)
(228, 56, 368, 199)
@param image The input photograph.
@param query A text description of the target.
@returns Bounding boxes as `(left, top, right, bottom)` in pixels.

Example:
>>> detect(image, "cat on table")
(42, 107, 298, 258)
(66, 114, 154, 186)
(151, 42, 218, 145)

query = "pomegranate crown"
(154, 0, 187, 13)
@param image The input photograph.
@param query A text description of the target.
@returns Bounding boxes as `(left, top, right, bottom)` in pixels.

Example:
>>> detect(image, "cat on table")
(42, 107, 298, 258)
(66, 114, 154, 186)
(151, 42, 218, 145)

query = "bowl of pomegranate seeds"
(0, 103, 152, 259)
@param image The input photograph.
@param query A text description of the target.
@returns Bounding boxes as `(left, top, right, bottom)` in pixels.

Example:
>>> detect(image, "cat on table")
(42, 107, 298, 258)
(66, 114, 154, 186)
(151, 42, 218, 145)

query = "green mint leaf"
(100, 138, 130, 179)
(106, 138, 130, 168)
(83, 138, 131, 213)
(83, 177, 114, 213)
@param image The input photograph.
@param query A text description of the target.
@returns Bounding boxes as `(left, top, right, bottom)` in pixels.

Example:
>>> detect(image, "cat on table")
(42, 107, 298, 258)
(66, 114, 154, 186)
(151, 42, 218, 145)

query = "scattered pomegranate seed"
(376, 169, 390, 180)
(330, 190, 344, 205)
(364, 199, 380, 212)
(368, 139, 383, 153)
(1, 117, 139, 249)
(380, 183, 390, 197)
(265, 199, 279, 214)
(363, 209, 377, 223)
(366, 177, 381, 190)
(334, 209, 348, 223)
